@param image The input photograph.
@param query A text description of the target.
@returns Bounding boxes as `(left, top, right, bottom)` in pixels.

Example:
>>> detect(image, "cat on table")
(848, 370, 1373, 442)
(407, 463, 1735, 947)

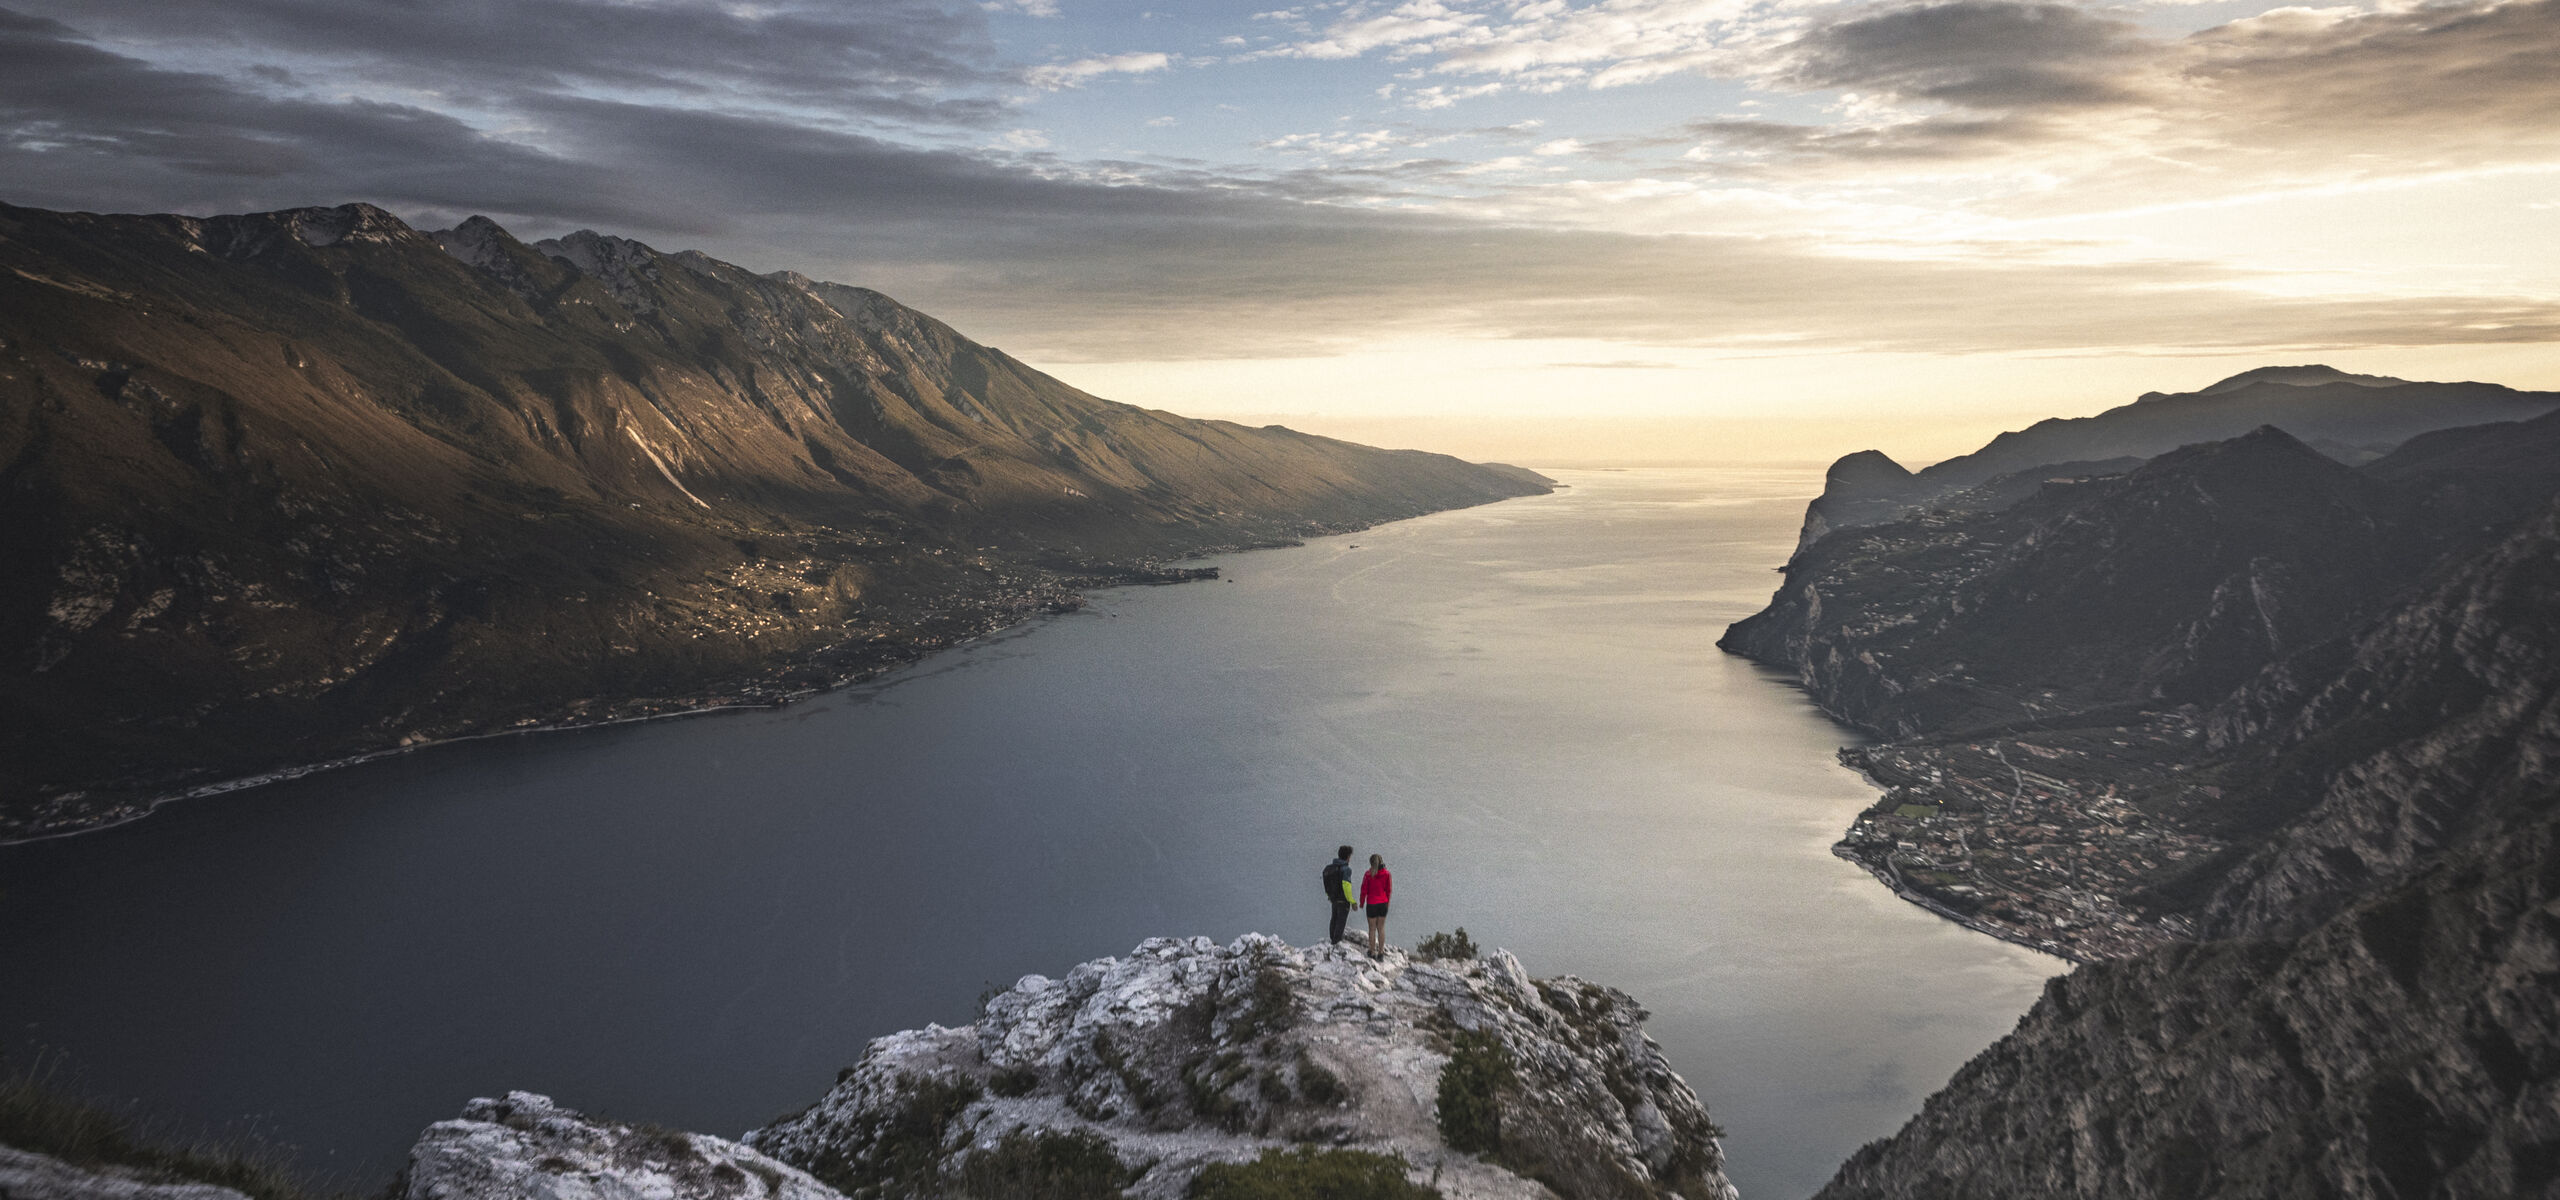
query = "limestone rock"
(0, 1145, 251, 1200)
(743, 935, 1737, 1200)
(399, 1091, 842, 1200)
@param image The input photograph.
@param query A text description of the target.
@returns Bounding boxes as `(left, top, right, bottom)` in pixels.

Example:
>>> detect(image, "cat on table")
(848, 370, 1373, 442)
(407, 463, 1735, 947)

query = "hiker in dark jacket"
(1322, 845, 1355, 945)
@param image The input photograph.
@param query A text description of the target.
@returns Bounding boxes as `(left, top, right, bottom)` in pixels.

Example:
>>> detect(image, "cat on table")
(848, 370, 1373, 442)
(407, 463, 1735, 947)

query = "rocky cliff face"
(0, 201, 1548, 836)
(390, 937, 1736, 1200)
(1816, 786, 2560, 1200)
(1721, 388, 2560, 1194)
(1720, 413, 2560, 958)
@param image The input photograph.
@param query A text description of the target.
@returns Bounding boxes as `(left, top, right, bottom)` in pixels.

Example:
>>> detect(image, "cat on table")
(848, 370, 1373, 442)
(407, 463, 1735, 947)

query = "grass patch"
(1189, 1147, 1440, 1200)
(946, 1128, 1132, 1200)
(1412, 929, 1478, 963)
(0, 1058, 342, 1200)
(1434, 1030, 1513, 1157)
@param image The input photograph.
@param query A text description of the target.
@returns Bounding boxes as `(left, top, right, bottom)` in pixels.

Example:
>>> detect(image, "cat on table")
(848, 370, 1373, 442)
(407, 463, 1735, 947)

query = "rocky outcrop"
(0, 1146, 251, 1200)
(399, 1092, 839, 1200)
(0, 200, 1549, 835)
(1795, 451, 1917, 554)
(384, 938, 1734, 1200)
(741, 935, 1735, 1200)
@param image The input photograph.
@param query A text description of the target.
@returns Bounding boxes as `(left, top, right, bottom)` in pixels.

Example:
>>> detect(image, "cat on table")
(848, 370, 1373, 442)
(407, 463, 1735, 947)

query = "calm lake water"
(0, 467, 2060, 1199)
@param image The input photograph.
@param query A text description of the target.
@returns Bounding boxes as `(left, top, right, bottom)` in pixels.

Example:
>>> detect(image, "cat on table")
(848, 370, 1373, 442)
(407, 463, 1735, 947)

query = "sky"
(3, 0, 2556, 463)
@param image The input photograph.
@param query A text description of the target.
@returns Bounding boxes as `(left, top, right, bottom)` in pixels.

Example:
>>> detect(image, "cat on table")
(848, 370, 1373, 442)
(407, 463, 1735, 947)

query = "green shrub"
(1182, 1054, 1250, 1133)
(806, 1073, 983, 1198)
(1230, 958, 1299, 1040)
(1090, 1032, 1162, 1114)
(0, 1059, 336, 1200)
(1188, 1147, 1440, 1200)
(1412, 929, 1479, 962)
(1434, 1030, 1513, 1156)
(1292, 1050, 1345, 1107)
(989, 1067, 1041, 1098)
(946, 1128, 1131, 1200)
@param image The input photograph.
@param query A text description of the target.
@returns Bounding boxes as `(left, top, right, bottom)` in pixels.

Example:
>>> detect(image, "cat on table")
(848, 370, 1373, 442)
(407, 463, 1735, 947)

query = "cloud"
(1401, 82, 1506, 108)
(14, 0, 1015, 126)
(0, 9, 651, 224)
(1257, 0, 1485, 60)
(881, 212, 2560, 363)
(1631, 0, 2560, 221)
(2, 0, 2553, 379)
(1025, 50, 1172, 88)
(1774, 2, 2150, 108)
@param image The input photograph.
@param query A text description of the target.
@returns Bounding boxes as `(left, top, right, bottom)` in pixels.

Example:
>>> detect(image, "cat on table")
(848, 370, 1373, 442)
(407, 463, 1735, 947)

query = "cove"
(0, 467, 2062, 1199)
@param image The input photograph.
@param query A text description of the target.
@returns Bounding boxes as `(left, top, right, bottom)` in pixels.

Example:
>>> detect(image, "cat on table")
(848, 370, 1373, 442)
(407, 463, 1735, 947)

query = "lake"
(0, 467, 2062, 1199)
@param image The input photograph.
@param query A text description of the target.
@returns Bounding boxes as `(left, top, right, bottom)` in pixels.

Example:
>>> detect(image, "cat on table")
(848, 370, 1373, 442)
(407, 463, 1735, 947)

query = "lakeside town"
(1833, 710, 2227, 962)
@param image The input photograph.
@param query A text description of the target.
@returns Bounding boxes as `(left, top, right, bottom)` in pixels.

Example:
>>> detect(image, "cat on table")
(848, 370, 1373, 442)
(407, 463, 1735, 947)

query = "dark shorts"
(1366, 903, 1389, 917)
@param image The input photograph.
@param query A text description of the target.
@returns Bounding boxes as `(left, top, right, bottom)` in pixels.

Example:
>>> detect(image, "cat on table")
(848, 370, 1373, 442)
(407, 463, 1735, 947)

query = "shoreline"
(1, 513, 1482, 849)
(0, 583, 1123, 849)
(1833, 759, 2084, 964)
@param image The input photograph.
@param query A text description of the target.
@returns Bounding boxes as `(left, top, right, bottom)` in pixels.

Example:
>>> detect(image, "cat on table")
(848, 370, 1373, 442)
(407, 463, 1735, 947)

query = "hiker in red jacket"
(1361, 853, 1392, 957)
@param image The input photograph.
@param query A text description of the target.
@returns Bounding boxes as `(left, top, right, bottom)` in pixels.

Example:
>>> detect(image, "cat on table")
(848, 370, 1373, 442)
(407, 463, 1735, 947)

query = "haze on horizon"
(4, 0, 2554, 464)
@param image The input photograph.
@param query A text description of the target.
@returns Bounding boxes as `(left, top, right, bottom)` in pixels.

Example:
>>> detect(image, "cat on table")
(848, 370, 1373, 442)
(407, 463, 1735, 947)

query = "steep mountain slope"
(1814, 498, 2560, 1200)
(0, 201, 1548, 837)
(1722, 410, 2560, 958)
(1723, 383, 2560, 1192)
(1788, 365, 2557, 553)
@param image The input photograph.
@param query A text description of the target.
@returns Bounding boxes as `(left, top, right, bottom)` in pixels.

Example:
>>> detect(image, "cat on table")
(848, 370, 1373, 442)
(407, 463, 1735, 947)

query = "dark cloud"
(2183, 0, 2560, 144)
(0, 10, 652, 223)
(14, 0, 1012, 127)
(1690, 0, 2560, 180)
(1777, 2, 2149, 109)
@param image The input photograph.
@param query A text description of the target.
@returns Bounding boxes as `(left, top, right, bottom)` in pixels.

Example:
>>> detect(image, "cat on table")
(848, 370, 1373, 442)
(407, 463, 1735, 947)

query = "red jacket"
(1361, 868, 1392, 905)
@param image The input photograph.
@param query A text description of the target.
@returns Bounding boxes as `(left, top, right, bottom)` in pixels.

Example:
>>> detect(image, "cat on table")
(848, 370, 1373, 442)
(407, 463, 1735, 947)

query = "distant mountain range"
(0, 201, 1548, 838)
(1722, 373, 2560, 1196)
(1793, 364, 2558, 552)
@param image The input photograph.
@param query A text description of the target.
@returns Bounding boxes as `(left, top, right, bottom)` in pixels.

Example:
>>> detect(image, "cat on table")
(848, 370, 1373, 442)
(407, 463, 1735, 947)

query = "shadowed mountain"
(1814, 492, 2560, 1200)
(0, 201, 1549, 837)
(1722, 391, 2560, 1194)
(1790, 364, 2557, 553)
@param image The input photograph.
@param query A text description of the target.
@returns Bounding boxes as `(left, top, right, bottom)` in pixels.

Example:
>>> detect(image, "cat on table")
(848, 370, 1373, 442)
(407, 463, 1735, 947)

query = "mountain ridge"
(1789, 365, 2558, 553)
(0, 200, 1550, 839)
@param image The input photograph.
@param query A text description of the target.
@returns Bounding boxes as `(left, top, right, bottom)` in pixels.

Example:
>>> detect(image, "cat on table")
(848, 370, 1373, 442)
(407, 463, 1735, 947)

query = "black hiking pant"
(1329, 900, 1352, 944)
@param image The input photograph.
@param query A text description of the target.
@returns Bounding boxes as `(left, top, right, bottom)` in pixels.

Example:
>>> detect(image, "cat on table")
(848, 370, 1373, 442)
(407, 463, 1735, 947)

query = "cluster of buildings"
(1837, 713, 2221, 962)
